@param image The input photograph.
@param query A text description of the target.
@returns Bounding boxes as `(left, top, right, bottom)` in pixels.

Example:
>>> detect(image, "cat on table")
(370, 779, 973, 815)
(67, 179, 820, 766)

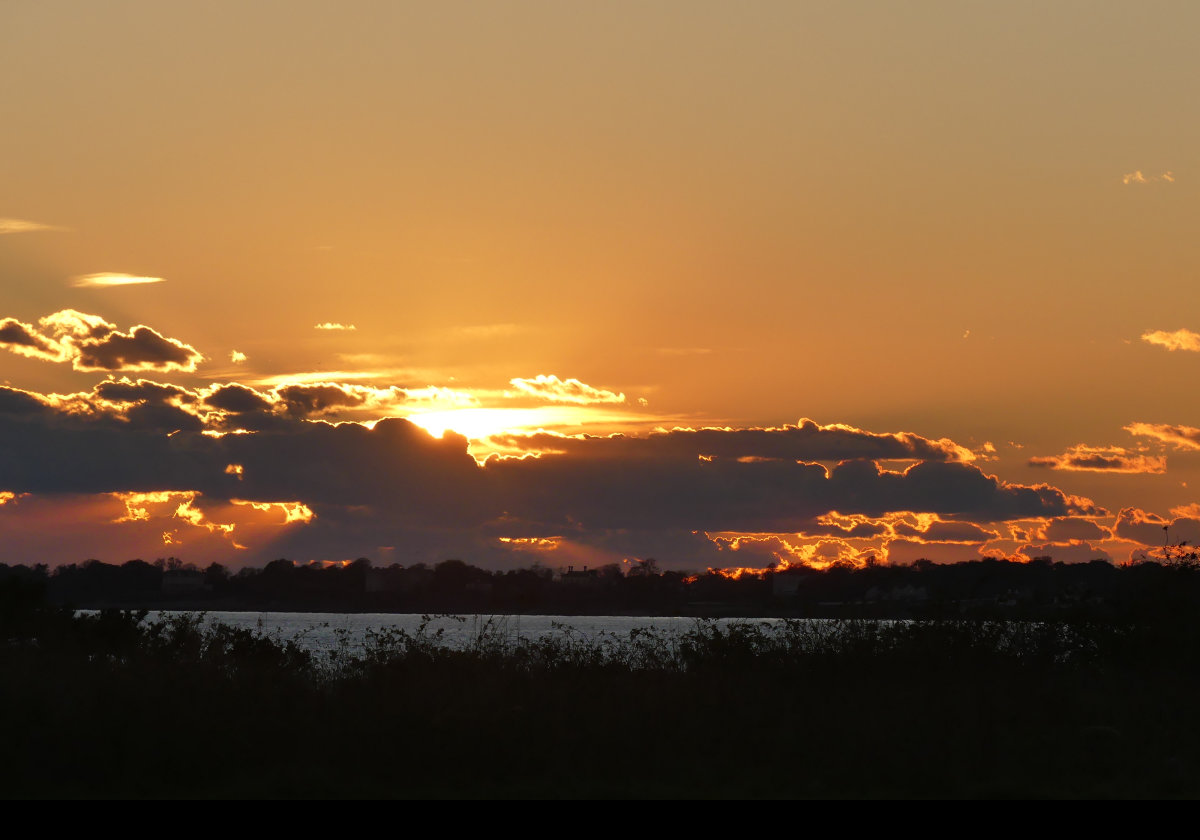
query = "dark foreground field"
(4, 577, 1200, 798)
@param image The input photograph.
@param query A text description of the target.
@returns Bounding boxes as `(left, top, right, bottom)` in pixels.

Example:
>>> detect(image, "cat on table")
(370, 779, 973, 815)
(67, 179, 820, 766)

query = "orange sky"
(2, 3, 1199, 570)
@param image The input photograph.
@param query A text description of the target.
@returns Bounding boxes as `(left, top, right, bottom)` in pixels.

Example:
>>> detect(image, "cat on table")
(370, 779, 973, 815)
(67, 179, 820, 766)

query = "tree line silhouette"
(4, 549, 1200, 619)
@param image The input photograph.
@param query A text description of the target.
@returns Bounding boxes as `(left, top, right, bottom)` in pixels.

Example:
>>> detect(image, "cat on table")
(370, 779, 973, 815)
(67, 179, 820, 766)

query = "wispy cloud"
(315, 322, 356, 331)
(507, 374, 626, 405)
(230, 350, 247, 363)
(0, 217, 67, 234)
(1122, 170, 1176, 185)
(656, 347, 712, 356)
(1141, 328, 1200, 352)
(1028, 444, 1166, 474)
(71, 272, 166, 288)
(1124, 422, 1200, 451)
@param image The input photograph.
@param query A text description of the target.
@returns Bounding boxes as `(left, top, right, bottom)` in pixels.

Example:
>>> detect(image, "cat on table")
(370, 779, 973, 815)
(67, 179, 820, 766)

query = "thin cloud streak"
(1028, 444, 1167, 474)
(71, 273, 167, 288)
(0, 218, 67, 234)
(314, 323, 356, 331)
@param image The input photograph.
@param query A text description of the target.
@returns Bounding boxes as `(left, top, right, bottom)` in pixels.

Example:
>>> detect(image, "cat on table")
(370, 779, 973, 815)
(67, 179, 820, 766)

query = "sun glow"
(406, 407, 583, 440)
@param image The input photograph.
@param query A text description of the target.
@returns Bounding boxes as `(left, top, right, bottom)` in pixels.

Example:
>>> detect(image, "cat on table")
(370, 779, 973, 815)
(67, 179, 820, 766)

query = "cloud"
(1114, 507, 1200, 547)
(1124, 422, 1200, 451)
(0, 310, 203, 373)
(71, 273, 166, 288)
(0, 391, 1098, 568)
(508, 375, 626, 405)
(315, 322, 356, 331)
(0, 317, 67, 362)
(94, 378, 196, 405)
(0, 218, 66, 234)
(274, 383, 369, 418)
(492, 419, 976, 463)
(1028, 444, 1166, 474)
(1141, 329, 1200, 352)
(205, 383, 275, 414)
(1037, 517, 1110, 543)
(1122, 170, 1176, 184)
(230, 350, 247, 363)
(75, 325, 202, 372)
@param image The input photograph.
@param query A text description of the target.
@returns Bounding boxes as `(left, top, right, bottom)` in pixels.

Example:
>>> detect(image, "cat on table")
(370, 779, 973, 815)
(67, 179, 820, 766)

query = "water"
(151, 610, 791, 657)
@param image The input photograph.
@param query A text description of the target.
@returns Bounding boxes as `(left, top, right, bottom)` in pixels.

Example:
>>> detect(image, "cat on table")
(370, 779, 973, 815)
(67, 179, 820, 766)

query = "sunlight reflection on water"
(151, 611, 792, 657)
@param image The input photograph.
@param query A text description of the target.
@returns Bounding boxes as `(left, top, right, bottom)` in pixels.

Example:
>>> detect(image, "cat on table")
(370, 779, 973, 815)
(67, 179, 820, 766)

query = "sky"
(3, 1, 1200, 572)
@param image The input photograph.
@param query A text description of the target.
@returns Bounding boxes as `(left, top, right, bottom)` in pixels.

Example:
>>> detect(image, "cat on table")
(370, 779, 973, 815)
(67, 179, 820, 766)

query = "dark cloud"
(95, 378, 197, 405)
(205, 383, 274, 414)
(274, 383, 367, 418)
(75, 325, 202, 372)
(1041, 517, 1109, 543)
(1114, 507, 1200, 547)
(0, 390, 1096, 567)
(121, 402, 205, 433)
(491, 418, 975, 463)
(0, 317, 63, 360)
(0, 387, 51, 417)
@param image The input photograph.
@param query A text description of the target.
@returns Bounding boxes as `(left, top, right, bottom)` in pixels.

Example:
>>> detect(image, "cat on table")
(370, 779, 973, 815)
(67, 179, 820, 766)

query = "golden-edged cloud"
(508, 375, 626, 405)
(1028, 444, 1167, 474)
(1124, 422, 1200, 451)
(1141, 329, 1200, 352)
(71, 273, 166, 288)
(0, 310, 202, 372)
(315, 322, 356, 331)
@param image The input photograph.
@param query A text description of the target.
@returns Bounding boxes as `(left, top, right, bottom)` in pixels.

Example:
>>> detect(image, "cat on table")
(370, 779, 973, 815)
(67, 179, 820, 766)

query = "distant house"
(561, 566, 602, 589)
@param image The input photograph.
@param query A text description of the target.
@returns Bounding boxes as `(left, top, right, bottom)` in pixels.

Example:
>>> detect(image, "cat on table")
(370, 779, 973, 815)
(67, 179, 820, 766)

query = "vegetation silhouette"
(6, 555, 1200, 797)
(22, 551, 1200, 620)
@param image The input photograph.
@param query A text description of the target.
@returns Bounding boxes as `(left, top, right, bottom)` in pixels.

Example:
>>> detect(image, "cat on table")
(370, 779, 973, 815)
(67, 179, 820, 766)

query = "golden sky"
(2, 2, 1199, 570)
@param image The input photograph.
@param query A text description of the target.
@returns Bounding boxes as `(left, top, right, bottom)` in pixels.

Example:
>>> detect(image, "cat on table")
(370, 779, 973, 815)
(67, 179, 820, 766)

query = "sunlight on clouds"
(71, 273, 166, 288)
(1142, 328, 1200, 352)
(407, 407, 561, 440)
(230, 350, 247, 363)
(508, 374, 625, 405)
(497, 536, 563, 551)
(231, 499, 315, 524)
(113, 491, 189, 523)
(314, 322, 356, 331)
(1028, 444, 1167, 474)
(1125, 422, 1200, 451)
